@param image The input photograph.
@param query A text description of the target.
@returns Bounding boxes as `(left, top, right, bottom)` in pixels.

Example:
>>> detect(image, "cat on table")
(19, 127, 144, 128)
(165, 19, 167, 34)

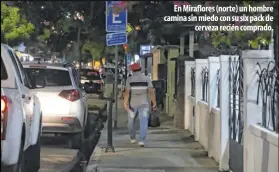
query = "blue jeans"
(128, 105, 149, 142)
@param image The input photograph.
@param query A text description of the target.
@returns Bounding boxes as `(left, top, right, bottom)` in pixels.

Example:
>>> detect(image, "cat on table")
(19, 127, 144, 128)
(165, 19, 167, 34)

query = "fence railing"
(217, 69, 220, 107)
(201, 67, 209, 102)
(229, 56, 244, 144)
(191, 67, 196, 97)
(256, 61, 279, 132)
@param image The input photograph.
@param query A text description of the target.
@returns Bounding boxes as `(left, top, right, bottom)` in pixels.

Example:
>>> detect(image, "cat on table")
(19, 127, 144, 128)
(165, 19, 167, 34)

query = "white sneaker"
(138, 142, 145, 147)
(130, 139, 136, 144)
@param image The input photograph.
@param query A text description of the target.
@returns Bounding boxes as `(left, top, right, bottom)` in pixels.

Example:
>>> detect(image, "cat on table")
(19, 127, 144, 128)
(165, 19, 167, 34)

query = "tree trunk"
(77, 27, 82, 70)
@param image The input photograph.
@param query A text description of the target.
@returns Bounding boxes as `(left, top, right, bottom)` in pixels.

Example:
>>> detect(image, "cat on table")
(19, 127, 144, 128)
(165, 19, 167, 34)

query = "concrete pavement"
(86, 107, 219, 172)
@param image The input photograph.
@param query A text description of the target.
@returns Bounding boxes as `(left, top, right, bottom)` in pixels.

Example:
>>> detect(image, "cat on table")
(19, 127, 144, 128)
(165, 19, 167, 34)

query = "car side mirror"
(34, 76, 46, 89)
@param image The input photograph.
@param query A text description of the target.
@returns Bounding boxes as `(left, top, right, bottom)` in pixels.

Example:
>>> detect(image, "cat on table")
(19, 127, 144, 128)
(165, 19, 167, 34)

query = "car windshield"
(25, 68, 72, 86)
(80, 69, 101, 80)
(1, 57, 8, 80)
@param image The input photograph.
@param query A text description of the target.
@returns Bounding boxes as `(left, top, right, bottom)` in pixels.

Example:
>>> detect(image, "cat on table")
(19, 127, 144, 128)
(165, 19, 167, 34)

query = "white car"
(23, 62, 89, 149)
(1, 44, 43, 172)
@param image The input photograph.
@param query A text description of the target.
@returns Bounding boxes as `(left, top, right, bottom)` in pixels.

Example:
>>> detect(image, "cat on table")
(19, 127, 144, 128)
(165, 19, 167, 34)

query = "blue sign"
(106, 32, 127, 46)
(106, 1, 127, 32)
(126, 53, 131, 65)
(140, 45, 154, 56)
(18, 43, 26, 52)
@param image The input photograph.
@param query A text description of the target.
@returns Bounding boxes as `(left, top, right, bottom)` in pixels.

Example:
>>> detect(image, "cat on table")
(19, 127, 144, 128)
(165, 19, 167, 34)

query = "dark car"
(80, 69, 103, 94)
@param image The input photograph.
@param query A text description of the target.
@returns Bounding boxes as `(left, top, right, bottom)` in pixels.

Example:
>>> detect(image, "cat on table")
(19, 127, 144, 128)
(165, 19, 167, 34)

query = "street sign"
(126, 23, 134, 36)
(106, 32, 127, 46)
(140, 45, 154, 56)
(106, 1, 127, 32)
(126, 53, 131, 65)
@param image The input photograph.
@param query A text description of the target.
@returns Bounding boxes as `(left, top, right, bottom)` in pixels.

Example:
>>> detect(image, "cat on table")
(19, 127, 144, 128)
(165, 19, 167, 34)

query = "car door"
(8, 49, 34, 146)
(72, 68, 88, 124)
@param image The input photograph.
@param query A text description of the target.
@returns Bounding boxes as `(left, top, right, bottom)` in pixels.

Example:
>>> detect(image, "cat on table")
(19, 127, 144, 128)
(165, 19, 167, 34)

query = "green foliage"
(81, 41, 104, 60)
(211, 1, 273, 49)
(38, 28, 51, 41)
(1, 2, 34, 42)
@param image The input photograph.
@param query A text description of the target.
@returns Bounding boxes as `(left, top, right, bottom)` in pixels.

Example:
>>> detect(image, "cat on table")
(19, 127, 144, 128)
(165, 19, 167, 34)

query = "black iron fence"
(201, 67, 209, 102)
(256, 61, 279, 132)
(217, 69, 220, 107)
(191, 67, 195, 97)
(229, 56, 244, 144)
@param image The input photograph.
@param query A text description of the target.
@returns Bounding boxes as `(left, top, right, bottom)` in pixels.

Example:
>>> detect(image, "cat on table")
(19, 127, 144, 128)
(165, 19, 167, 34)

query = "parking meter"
(103, 71, 115, 153)
(103, 72, 114, 99)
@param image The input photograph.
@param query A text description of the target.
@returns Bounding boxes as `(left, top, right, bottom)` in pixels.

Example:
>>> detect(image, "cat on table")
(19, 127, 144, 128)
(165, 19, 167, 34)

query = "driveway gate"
(228, 56, 244, 172)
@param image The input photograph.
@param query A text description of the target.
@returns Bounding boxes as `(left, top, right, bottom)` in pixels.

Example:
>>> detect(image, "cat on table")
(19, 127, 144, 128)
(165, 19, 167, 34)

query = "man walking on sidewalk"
(123, 63, 157, 147)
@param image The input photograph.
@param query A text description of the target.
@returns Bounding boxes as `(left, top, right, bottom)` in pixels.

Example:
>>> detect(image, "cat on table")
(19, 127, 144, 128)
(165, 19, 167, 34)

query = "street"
(38, 93, 107, 172)
(1, 2, 278, 172)
(39, 136, 80, 172)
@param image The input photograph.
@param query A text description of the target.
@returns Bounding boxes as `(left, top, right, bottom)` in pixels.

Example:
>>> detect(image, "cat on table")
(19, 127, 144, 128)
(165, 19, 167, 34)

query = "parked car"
(23, 62, 89, 149)
(80, 69, 104, 95)
(1, 43, 44, 172)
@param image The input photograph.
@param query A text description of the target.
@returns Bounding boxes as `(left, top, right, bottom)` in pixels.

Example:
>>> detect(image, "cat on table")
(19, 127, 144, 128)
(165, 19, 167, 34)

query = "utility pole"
(77, 27, 81, 71)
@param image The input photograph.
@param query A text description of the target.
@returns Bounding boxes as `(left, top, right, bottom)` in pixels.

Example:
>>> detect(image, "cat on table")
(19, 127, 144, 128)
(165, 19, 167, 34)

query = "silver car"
(23, 62, 89, 149)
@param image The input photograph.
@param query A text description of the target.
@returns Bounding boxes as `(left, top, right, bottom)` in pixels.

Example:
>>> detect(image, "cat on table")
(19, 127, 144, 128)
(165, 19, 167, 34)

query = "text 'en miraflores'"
(174, 5, 215, 13)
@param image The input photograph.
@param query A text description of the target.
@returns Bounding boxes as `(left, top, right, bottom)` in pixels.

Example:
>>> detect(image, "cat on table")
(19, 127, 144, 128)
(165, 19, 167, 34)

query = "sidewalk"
(86, 108, 219, 172)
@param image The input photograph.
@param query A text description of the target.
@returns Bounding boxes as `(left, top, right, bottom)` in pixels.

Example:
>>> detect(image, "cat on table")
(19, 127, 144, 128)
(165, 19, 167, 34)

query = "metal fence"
(229, 56, 244, 144)
(228, 56, 244, 172)
(256, 61, 279, 132)
(217, 69, 220, 107)
(201, 67, 209, 102)
(191, 67, 196, 97)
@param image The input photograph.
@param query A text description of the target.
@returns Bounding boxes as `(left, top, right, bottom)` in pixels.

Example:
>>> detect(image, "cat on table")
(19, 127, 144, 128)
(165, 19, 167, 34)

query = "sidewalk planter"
(246, 124, 278, 172)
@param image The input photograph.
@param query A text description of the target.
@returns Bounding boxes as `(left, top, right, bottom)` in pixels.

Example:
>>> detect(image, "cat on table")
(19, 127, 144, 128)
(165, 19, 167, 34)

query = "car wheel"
(25, 116, 42, 172)
(68, 132, 84, 149)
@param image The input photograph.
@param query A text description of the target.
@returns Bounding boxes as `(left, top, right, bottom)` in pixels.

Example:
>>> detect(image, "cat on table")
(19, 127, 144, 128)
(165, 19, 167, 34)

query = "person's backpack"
(148, 110, 160, 127)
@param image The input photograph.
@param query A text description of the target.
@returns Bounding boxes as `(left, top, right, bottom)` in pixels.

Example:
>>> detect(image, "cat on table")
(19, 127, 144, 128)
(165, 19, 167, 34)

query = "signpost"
(106, 1, 127, 32)
(126, 23, 134, 36)
(106, 32, 127, 46)
(105, 1, 128, 153)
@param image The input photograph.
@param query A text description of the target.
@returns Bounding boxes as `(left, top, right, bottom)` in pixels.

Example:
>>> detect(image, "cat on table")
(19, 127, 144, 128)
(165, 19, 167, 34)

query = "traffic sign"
(106, 1, 127, 32)
(126, 23, 134, 36)
(106, 32, 127, 46)
(126, 53, 131, 65)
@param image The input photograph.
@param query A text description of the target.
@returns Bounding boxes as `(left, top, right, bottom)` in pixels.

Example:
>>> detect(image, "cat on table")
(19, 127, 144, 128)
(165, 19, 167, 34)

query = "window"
(8, 49, 22, 83)
(71, 68, 82, 87)
(1, 57, 8, 80)
(80, 69, 101, 80)
(13, 53, 32, 88)
(25, 68, 72, 87)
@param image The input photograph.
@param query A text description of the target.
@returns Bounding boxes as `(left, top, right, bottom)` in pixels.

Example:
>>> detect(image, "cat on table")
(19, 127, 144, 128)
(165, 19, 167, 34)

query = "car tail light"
(58, 90, 80, 102)
(1, 96, 8, 140)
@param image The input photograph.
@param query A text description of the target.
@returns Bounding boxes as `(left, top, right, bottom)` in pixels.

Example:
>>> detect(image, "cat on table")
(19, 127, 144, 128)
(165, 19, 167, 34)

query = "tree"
(1, 2, 34, 44)
(18, 1, 108, 62)
(209, 1, 273, 51)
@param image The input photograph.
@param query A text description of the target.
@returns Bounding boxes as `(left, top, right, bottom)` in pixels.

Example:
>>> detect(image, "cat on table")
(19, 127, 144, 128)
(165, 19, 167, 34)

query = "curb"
(61, 151, 82, 172)
(86, 146, 103, 172)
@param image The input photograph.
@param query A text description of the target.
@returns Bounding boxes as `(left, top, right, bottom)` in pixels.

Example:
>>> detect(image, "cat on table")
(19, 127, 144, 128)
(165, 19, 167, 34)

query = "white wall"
(197, 101, 209, 151)
(246, 124, 278, 172)
(208, 107, 221, 163)
(182, 50, 277, 172)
